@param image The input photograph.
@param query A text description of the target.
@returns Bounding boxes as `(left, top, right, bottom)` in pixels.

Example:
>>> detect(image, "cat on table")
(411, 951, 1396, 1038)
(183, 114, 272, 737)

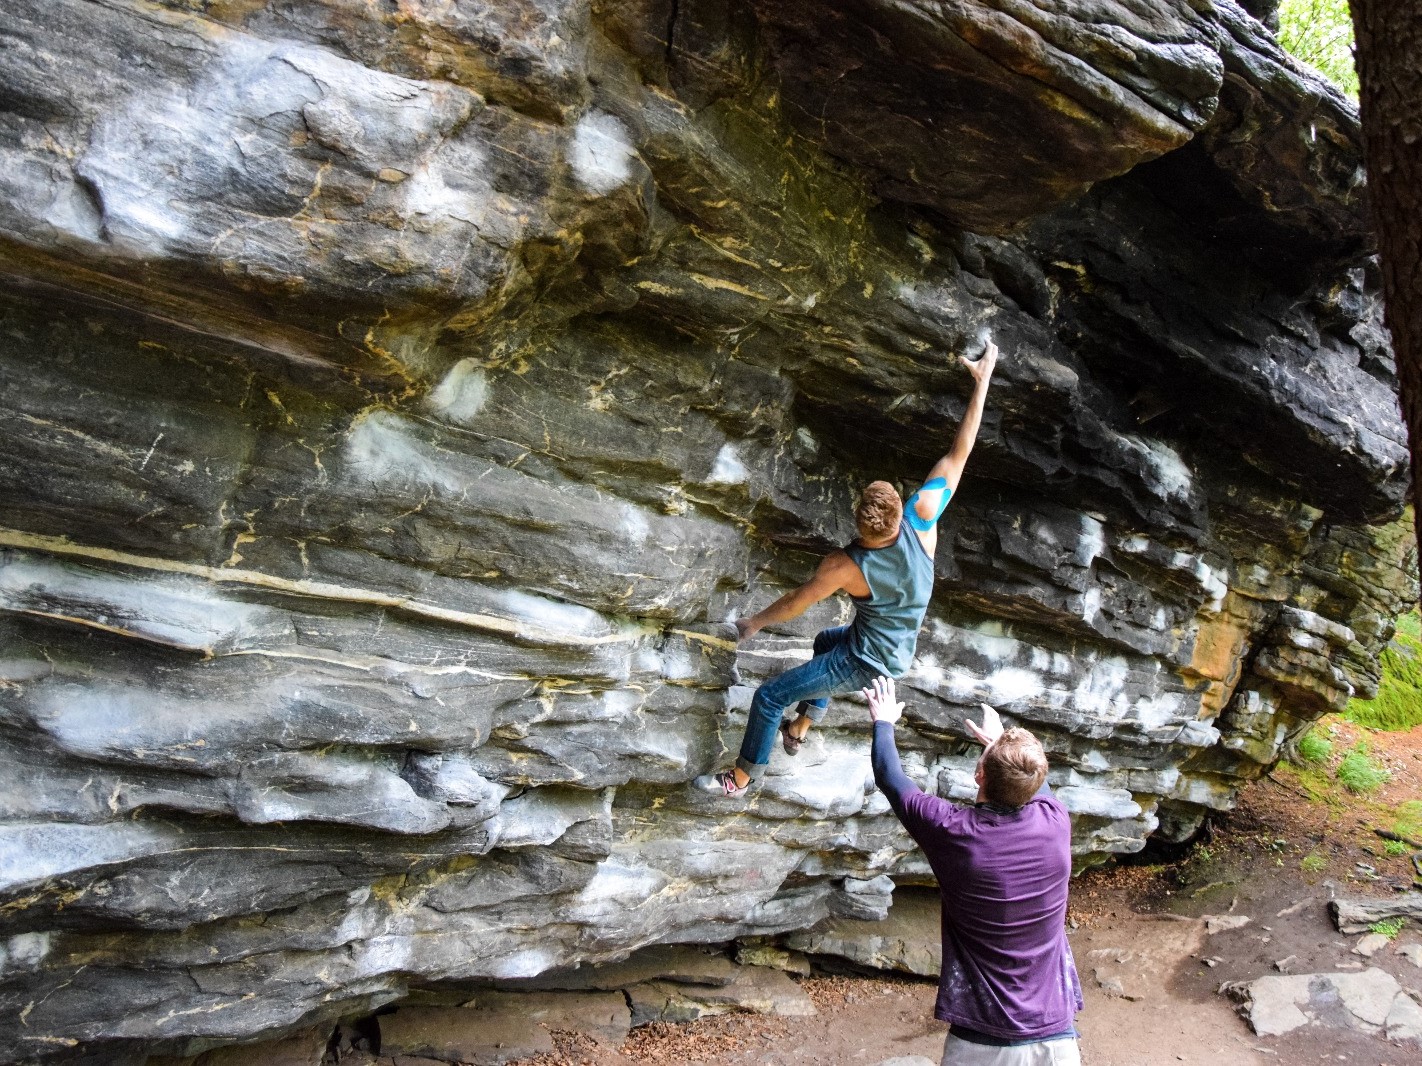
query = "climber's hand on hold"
(961, 338, 998, 385)
(734, 617, 758, 642)
(861, 675, 904, 725)
(967, 702, 1004, 747)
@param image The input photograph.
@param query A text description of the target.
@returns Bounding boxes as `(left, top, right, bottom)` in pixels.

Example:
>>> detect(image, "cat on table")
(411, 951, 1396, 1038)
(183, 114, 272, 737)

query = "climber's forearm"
(925, 373, 991, 490)
(740, 588, 813, 637)
(736, 554, 850, 640)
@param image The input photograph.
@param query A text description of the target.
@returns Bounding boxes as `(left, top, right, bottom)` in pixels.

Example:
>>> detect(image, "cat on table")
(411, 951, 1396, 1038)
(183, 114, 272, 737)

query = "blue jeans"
(735, 626, 880, 780)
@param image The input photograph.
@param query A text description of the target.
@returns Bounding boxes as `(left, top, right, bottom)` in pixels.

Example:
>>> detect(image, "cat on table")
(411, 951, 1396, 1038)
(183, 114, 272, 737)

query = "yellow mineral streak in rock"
(1186, 591, 1255, 720)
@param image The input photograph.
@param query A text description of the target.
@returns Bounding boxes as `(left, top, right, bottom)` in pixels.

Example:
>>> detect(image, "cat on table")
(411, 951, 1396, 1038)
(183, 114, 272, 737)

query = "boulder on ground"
(735, 939, 813, 975)
(378, 992, 630, 1065)
(1351, 932, 1391, 957)
(1226, 967, 1422, 1043)
(626, 964, 816, 1026)
(1329, 892, 1422, 934)
(146, 1028, 331, 1066)
(787, 887, 941, 977)
(1203, 914, 1252, 935)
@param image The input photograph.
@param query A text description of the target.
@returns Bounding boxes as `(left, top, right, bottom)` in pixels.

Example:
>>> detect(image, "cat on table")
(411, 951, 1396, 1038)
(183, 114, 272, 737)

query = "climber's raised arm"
(735, 552, 861, 641)
(905, 339, 998, 555)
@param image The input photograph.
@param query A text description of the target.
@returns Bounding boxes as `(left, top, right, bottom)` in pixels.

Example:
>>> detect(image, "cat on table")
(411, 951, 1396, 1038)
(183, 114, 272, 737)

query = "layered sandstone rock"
(0, 1, 1413, 1060)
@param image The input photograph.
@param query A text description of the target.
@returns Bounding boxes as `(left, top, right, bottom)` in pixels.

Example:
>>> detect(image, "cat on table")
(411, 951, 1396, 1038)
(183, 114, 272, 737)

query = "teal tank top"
(844, 519, 935, 677)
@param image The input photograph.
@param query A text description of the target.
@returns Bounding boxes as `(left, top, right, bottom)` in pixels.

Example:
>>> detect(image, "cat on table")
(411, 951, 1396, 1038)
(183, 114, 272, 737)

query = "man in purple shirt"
(863, 676, 1083, 1066)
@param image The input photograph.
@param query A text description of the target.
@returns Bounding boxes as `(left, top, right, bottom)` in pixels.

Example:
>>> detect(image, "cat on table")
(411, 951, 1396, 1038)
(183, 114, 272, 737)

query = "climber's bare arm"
(907, 340, 998, 556)
(735, 552, 864, 641)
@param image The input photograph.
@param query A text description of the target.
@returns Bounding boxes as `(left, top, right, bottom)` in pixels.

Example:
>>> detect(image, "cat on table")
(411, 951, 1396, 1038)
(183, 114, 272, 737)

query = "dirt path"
(1072, 911, 1270, 1066)
(529, 880, 1416, 1066)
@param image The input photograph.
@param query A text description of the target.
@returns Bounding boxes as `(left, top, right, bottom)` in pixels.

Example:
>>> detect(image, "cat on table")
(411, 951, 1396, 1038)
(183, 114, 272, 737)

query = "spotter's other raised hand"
(861, 675, 905, 724)
(967, 702, 1004, 747)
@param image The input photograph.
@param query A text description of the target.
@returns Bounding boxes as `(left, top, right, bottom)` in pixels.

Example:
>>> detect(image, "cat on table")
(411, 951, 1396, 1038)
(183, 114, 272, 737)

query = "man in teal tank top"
(694, 341, 1000, 798)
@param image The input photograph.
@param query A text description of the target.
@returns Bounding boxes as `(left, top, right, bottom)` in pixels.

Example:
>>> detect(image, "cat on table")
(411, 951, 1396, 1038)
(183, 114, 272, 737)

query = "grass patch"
(1294, 729, 1332, 764)
(1300, 853, 1327, 874)
(1368, 917, 1405, 939)
(1277, 761, 1345, 808)
(1336, 743, 1390, 794)
(1345, 619, 1422, 731)
(1383, 838, 1410, 857)
(1395, 800, 1422, 842)
(1396, 610, 1421, 641)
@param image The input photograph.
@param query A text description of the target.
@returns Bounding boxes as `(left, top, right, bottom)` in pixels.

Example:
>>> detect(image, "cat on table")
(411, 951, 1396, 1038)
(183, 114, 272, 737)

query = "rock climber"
(693, 339, 999, 798)
(865, 675, 1083, 1065)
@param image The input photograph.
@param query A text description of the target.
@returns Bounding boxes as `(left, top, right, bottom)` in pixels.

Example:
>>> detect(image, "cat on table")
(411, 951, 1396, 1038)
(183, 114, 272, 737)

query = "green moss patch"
(1345, 613, 1422, 732)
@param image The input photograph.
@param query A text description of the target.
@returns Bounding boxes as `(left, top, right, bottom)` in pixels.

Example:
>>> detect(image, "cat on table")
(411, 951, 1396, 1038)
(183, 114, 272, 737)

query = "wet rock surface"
(0, 0, 1415, 1060)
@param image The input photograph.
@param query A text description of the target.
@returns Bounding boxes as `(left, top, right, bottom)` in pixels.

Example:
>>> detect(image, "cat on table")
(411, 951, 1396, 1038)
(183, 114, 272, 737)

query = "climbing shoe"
(692, 770, 749, 798)
(780, 720, 805, 756)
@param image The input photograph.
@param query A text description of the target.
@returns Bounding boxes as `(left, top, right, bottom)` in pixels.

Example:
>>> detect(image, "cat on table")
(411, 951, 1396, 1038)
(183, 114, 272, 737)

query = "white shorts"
(941, 1033, 1082, 1066)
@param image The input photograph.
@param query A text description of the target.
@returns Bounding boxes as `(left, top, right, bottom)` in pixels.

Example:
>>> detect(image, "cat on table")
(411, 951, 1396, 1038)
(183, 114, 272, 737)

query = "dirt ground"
(516, 721, 1422, 1066)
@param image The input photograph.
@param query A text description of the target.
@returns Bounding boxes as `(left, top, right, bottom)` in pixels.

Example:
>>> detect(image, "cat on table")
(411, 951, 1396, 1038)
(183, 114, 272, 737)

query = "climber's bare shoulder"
(819, 550, 871, 599)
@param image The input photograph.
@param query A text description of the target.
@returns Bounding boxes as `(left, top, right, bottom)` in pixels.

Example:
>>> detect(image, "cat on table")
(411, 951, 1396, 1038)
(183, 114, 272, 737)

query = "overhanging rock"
(0, 0, 1414, 1060)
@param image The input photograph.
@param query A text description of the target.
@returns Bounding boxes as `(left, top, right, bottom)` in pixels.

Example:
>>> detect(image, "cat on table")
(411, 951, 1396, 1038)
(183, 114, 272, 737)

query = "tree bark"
(1351, 2, 1422, 589)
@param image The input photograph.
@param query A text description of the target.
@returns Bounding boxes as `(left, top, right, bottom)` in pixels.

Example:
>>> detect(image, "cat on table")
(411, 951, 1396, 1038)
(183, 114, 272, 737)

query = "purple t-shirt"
(873, 722, 1083, 1040)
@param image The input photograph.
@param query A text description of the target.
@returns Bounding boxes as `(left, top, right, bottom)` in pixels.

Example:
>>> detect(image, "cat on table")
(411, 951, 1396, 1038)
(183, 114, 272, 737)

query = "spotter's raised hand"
(967, 702, 1004, 747)
(861, 675, 905, 724)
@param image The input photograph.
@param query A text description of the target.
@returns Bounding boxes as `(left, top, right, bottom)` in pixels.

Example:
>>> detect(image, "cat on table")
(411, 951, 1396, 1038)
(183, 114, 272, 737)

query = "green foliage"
(1345, 627, 1422, 731)
(1300, 853, 1327, 874)
(1294, 728, 1333, 764)
(1367, 917, 1405, 939)
(1382, 838, 1410, 857)
(1395, 800, 1422, 842)
(1395, 610, 1421, 642)
(1275, 0, 1359, 98)
(1336, 742, 1390, 794)
(1281, 760, 1342, 807)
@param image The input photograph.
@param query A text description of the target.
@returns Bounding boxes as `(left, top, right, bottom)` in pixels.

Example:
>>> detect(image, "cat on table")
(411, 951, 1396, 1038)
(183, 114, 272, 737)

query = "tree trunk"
(1351, 2, 1422, 588)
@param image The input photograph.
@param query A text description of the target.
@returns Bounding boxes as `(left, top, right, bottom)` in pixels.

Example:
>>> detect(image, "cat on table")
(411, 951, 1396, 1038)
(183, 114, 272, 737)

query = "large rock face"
(0, 0, 1414, 1060)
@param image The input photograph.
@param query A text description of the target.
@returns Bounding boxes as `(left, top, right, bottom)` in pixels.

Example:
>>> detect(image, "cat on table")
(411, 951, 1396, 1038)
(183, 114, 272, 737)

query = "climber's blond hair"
(856, 481, 902, 541)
